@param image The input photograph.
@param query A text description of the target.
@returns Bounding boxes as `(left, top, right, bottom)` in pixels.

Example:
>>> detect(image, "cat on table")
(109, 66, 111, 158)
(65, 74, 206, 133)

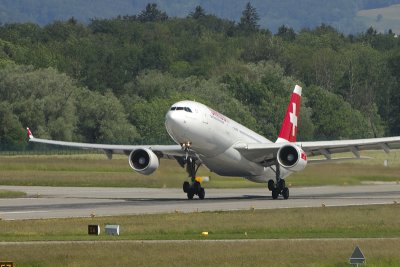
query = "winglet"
(27, 127, 34, 139)
(276, 85, 302, 143)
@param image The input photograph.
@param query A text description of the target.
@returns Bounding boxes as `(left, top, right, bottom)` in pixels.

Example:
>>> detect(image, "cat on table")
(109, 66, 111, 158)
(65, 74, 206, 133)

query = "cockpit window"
(171, 106, 192, 113)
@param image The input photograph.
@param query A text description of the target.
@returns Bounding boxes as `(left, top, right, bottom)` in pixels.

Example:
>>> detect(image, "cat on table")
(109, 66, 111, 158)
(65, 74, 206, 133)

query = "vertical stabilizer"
(276, 85, 302, 143)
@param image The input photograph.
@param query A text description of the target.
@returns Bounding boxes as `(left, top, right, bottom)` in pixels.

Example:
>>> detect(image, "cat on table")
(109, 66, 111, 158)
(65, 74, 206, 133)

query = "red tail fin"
(276, 85, 302, 143)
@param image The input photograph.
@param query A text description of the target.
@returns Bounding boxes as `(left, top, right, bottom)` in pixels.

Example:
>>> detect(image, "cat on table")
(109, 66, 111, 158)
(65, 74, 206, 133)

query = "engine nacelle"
(277, 144, 307, 172)
(128, 148, 159, 175)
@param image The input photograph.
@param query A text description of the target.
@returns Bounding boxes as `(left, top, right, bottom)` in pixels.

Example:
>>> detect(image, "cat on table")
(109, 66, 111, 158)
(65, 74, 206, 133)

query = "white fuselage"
(165, 101, 290, 183)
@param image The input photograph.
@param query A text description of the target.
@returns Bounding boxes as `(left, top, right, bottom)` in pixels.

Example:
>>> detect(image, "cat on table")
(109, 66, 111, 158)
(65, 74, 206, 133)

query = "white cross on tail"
(289, 103, 297, 137)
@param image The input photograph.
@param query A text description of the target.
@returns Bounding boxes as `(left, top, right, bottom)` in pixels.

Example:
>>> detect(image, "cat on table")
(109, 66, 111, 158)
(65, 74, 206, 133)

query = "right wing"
(26, 127, 185, 159)
(234, 136, 400, 165)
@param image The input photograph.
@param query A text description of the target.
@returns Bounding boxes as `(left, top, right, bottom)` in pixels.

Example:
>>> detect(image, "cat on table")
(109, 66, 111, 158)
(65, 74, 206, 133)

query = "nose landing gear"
(182, 157, 205, 200)
(180, 142, 206, 200)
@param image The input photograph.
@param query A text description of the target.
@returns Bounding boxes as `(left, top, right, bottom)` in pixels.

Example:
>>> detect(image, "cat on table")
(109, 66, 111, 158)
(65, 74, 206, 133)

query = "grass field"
(0, 150, 399, 189)
(0, 205, 399, 241)
(357, 4, 400, 34)
(0, 205, 400, 266)
(0, 239, 399, 267)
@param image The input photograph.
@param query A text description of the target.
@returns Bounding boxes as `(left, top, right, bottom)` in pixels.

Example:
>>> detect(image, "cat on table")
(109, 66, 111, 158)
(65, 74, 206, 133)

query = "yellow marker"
(201, 232, 209, 237)
(195, 176, 210, 183)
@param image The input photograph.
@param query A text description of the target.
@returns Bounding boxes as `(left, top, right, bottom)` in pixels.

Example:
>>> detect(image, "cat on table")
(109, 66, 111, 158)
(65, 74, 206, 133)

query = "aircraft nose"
(165, 111, 186, 140)
(165, 110, 179, 128)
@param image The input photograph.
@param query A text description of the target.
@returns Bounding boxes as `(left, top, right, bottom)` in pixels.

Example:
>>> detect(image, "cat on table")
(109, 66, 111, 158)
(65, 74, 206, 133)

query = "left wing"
(299, 137, 400, 159)
(26, 128, 185, 159)
(235, 136, 400, 164)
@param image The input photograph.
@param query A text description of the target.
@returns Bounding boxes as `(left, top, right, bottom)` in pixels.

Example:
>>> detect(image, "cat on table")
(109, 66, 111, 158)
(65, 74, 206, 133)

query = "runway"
(0, 184, 399, 220)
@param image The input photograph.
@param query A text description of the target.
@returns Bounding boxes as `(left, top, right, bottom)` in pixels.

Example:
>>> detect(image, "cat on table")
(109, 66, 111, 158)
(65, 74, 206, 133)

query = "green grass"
(0, 239, 399, 267)
(0, 189, 26, 198)
(1, 150, 400, 188)
(1, 205, 399, 241)
(356, 4, 400, 34)
(1, 205, 400, 266)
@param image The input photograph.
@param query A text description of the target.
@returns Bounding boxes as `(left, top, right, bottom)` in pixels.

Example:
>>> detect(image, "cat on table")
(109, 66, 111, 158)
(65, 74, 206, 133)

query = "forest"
(0, 3, 400, 150)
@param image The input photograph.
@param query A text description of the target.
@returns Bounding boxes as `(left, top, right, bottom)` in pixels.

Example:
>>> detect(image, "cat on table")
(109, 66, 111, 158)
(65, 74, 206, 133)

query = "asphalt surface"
(0, 184, 399, 220)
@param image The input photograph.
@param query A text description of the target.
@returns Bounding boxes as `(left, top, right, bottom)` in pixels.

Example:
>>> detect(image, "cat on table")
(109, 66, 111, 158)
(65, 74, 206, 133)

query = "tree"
(189, 6, 206, 19)
(75, 90, 139, 144)
(276, 25, 296, 41)
(0, 102, 25, 150)
(138, 3, 168, 22)
(238, 2, 260, 33)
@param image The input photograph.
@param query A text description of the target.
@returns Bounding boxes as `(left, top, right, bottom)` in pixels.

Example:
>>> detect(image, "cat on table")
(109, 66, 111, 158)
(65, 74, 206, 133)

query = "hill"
(356, 4, 400, 34)
(1, 0, 400, 34)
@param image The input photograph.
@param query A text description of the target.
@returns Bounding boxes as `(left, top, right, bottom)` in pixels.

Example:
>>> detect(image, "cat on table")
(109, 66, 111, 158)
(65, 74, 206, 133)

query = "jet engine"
(128, 148, 159, 175)
(277, 144, 307, 172)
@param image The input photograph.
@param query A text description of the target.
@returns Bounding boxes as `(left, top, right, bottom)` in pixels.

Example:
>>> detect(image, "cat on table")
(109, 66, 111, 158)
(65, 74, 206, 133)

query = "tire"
(193, 181, 201, 194)
(187, 189, 194, 200)
(183, 181, 190, 193)
(267, 179, 275, 191)
(272, 189, 279, 200)
(278, 179, 286, 190)
(282, 187, 289, 200)
(198, 187, 205, 200)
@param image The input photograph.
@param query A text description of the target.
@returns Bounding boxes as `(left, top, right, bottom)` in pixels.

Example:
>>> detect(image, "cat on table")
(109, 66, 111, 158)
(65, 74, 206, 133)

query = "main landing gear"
(267, 164, 290, 200)
(182, 157, 205, 200)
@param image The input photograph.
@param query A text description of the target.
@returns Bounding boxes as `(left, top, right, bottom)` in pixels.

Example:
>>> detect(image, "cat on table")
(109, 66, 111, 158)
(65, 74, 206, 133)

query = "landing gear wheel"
(187, 189, 194, 200)
(198, 187, 205, 200)
(267, 179, 275, 191)
(272, 189, 279, 200)
(282, 187, 289, 200)
(183, 181, 190, 193)
(193, 181, 201, 193)
(277, 179, 285, 191)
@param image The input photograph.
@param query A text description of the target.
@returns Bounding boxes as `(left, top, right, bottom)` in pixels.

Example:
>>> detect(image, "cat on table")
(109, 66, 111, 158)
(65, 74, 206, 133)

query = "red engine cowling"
(128, 148, 159, 175)
(277, 144, 307, 172)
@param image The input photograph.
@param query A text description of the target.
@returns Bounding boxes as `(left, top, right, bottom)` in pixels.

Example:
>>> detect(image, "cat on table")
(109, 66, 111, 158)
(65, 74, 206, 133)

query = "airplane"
(27, 85, 400, 200)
